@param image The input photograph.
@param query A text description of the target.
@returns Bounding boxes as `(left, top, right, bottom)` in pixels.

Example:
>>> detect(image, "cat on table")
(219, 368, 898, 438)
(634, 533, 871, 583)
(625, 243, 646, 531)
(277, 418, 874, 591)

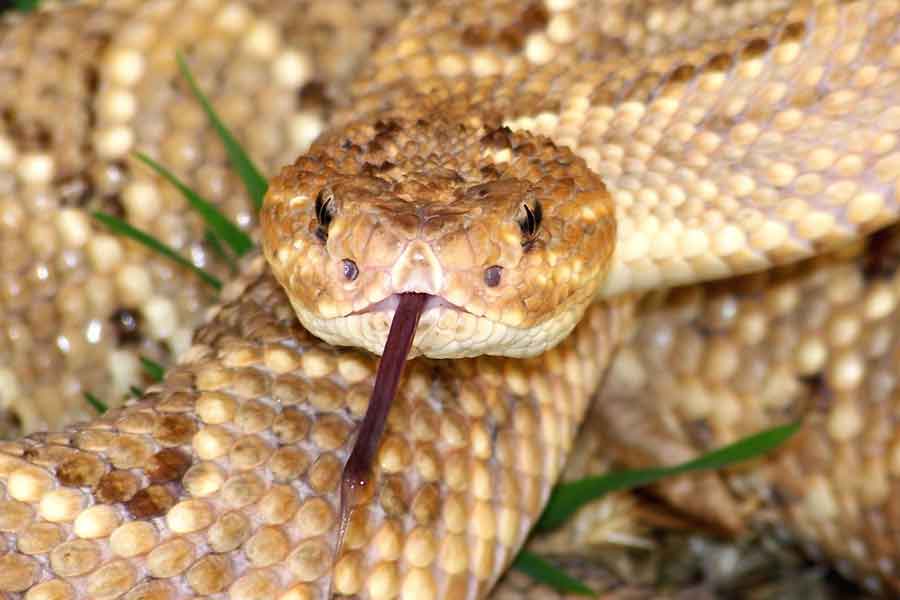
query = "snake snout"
(389, 239, 444, 295)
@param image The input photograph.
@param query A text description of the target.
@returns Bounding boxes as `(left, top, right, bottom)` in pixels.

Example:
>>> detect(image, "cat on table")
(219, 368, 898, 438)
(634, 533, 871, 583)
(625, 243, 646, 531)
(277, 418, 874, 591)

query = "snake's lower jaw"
(290, 292, 591, 359)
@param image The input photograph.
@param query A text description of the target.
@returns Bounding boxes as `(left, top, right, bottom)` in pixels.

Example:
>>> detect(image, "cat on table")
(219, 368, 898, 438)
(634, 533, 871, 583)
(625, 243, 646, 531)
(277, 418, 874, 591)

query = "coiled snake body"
(2, 1, 900, 599)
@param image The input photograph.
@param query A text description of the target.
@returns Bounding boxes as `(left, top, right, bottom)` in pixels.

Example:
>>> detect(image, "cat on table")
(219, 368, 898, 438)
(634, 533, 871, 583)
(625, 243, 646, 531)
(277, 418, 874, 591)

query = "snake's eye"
(342, 258, 359, 281)
(484, 265, 503, 287)
(315, 188, 335, 242)
(518, 200, 542, 239)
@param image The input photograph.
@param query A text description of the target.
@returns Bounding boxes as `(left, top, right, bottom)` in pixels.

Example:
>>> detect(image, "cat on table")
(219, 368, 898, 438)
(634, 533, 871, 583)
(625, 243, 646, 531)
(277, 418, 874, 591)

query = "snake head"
(261, 116, 616, 358)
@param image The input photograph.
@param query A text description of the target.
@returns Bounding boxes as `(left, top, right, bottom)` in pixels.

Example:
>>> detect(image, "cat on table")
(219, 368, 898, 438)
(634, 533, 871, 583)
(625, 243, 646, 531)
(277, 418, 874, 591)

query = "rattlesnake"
(2, 1, 900, 599)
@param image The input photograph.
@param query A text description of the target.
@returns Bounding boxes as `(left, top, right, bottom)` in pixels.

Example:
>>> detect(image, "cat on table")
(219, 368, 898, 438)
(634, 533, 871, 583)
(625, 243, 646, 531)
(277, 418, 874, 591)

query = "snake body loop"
(1, 1, 900, 599)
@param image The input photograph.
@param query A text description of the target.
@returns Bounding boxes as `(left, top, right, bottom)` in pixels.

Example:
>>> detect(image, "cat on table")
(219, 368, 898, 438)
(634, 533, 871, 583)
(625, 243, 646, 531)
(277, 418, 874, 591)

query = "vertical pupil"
(316, 190, 333, 227)
(315, 190, 333, 242)
(520, 201, 542, 237)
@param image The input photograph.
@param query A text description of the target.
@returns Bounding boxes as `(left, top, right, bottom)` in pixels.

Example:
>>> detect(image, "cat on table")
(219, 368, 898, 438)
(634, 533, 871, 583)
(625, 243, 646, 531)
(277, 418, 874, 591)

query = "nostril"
(484, 265, 502, 287)
(342, 259, 359, 281)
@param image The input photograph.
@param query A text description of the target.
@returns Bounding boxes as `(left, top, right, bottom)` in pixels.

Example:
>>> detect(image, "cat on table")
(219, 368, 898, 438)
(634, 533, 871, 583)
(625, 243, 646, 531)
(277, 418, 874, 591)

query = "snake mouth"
(349, 292, 472, 317)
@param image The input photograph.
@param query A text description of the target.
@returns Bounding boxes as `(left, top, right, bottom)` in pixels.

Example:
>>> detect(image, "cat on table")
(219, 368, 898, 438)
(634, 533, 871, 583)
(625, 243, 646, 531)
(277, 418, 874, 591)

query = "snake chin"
(290, 291, 589, 359)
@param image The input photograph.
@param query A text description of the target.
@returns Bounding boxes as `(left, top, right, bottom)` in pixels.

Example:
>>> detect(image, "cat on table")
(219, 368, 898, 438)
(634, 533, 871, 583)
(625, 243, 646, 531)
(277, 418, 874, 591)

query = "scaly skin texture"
(266, 0, 900, 356)
(0, 0, 417, 434)
(527, 223, 900, 597)
(343, 0, 900, 298)
(570, 222, 900, 596)
(262, 114, 616, 358)
(3, 1, 900, 600)
(0, 255, 633, 599)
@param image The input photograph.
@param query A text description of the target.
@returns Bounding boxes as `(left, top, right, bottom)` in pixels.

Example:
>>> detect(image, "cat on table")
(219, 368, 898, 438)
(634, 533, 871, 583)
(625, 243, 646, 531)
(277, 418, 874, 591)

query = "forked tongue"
(336, 292, 428, 558)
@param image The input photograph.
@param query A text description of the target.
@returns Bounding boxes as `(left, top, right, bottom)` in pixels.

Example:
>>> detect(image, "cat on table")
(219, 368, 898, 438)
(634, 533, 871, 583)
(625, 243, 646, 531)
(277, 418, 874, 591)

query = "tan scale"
(2, 1, 900, 600)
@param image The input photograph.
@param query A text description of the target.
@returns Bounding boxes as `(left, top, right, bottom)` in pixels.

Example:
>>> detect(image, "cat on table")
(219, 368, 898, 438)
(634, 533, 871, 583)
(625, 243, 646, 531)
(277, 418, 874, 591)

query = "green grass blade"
(537, 422, 800, 532)
(140, 357, 165, 382)
(93, 212, 222, 291)
(84, 392, 108, 414)
(129, 386, 144, 398)
(205, 229, 238, 273)
(512, 551, 595, 597)
(13, 0, 40, 11)
(176, 51, 268, 210)
(134, 152, 254, 256)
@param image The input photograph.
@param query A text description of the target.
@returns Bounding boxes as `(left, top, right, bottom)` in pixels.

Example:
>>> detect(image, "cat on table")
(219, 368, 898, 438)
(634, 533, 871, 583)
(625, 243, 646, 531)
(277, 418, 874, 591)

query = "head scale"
(261, 114, 616, 358)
